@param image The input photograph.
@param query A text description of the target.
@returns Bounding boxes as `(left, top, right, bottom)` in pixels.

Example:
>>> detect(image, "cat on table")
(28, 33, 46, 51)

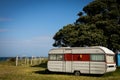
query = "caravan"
(47, 46, 116, 75)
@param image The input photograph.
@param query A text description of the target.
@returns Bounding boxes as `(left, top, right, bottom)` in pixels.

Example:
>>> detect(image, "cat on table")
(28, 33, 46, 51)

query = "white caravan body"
(47, 46, 116, 74)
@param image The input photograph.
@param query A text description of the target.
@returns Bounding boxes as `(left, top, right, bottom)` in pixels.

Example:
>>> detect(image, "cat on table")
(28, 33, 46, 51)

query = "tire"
(74, 71, 80, 76)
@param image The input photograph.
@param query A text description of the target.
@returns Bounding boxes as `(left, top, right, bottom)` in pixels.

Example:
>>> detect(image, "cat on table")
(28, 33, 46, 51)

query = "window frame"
(49, 54, 64, 61)
(49, 54, 57, 61)
(56, 54, 64, 61)
(90, 54, 105, 62)
(106, 54, 115, 63)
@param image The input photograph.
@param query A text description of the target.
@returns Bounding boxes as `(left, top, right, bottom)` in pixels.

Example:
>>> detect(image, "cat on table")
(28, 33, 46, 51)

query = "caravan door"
(64, 54, 72, 72)
(64, 49, 72, 73)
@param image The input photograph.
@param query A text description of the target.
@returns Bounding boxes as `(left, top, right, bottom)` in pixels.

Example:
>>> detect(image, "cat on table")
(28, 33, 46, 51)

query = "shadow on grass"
(34, 70, 73, 76)
(34, 70, 47, 74)
(34, 70, 104, 77)
(33, 65, 120, 77)
(31, 63, 47, 68)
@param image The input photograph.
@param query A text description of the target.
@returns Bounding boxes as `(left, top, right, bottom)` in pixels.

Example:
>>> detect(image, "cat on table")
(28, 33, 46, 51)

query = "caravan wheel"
(74, 71, 80, 76)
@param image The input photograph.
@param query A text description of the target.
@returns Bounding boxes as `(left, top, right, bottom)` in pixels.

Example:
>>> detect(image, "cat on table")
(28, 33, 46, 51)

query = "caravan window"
(49, 54, 56, 60)
(90, 54, 105, 61)
(106, 55, 114, 63)
(57, 55, 63, 61)
(49, 54, 64, 61)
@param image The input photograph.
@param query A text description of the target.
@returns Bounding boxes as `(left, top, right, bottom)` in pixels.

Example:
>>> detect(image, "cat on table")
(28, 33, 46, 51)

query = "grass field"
(0, 61, 120, 80)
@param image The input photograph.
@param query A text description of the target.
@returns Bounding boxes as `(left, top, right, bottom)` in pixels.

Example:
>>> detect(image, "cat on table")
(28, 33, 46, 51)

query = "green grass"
(0, 61, 120, 80)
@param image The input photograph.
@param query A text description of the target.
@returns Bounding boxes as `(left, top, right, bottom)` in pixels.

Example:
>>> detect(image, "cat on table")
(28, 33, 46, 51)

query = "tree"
(53, 0, 120, 52)
(53, 24, 78, 47)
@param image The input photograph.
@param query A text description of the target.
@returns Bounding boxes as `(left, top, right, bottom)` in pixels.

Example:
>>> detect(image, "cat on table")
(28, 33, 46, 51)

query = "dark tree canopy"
(53, 0, 120, 52)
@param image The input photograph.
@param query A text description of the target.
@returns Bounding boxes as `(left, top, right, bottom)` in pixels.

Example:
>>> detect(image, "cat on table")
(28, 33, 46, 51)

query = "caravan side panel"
(72, 61, 90, 74)
(48, 61, 65, 72)
(72, 54, 90, 74)
(90, 62, 106, 74)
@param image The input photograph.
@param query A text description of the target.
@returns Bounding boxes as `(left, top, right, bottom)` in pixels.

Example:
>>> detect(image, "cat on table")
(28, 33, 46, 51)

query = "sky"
(0, 0, 92, 57)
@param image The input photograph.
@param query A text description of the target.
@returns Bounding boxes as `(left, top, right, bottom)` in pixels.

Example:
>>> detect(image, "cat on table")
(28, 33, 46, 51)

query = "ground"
(0, 61, 120, 80)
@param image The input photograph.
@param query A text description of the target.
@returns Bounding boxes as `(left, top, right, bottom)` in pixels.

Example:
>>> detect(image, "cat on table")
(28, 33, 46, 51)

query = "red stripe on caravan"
(64, 54, 72, 61)
(64, 54, 90, 61)
(72, 54, 90, 61)
(81, 54, 90, 61)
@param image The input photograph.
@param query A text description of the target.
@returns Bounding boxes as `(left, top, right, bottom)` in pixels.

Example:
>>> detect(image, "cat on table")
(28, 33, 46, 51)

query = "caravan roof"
(49, 46, 114, 55)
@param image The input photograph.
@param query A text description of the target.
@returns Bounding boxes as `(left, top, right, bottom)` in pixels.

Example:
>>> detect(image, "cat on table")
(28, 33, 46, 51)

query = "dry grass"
(0, 61, 120, 80)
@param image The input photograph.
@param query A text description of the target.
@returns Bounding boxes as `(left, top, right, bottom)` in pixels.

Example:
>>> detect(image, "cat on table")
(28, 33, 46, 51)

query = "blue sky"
(0, 0, 92, 57)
